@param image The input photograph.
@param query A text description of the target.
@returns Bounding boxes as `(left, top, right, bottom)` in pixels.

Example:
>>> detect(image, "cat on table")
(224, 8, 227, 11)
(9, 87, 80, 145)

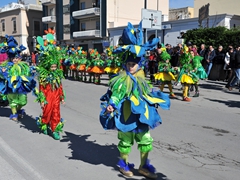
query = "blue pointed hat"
(113, 21, 159, 65)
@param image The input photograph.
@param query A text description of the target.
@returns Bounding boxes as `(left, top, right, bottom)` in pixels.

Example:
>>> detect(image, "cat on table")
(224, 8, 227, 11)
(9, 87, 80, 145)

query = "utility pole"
(155, 0, 159, 40)
(144, 0, 147, 43)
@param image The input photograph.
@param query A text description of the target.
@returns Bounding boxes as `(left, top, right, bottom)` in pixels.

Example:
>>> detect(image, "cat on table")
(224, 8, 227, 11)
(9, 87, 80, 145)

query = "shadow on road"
(61, 131, 169, 180)
(205, 98, 240, 108)
(61, 132, 119, 170)
(0, 106, 12, 117)
(0, 106, 39, 133)
(18, 113, 40, 133)
(199, 83, 223, 91)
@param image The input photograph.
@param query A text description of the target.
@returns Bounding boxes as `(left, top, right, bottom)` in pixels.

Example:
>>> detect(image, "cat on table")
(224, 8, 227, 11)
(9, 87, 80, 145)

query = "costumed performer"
(104, 46, 121, 79)
(0, 47, 8, 106)
(35, 34, 65, 140)
(154, 50, 177, 98)
(177, 46, 198, 101)
(190, 50, 207, 97)
(0, 35, 37, 120)
(99, 21, 170, 179)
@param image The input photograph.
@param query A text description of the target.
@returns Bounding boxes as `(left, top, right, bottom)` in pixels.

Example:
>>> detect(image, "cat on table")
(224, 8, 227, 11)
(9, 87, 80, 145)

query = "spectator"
(166, 44, 173, 55)
(170, 46, 180, 67)
(214, 45, 225, 80)
(224, 47, 234, 82)
(227, 45, 240, 91)
(198, 44, 207, 68)
(205, 45, 216, 77)
(35, 51, 39, 65)
(148, 51, 157, 82)
(31, 52, 36, 66)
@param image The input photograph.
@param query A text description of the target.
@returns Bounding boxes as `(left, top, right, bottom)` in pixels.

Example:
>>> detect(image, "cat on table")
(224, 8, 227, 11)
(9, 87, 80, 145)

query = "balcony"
(41, 0, 56, 5)
(72, 7, 100, 19)
(42, 16, 56, 23)
(73, 30, 100, 39)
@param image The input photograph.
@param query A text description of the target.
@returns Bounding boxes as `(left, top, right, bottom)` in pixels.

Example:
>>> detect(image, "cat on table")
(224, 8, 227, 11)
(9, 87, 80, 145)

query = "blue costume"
(0, 35, 37, 120)
(99, 21, 170, 179)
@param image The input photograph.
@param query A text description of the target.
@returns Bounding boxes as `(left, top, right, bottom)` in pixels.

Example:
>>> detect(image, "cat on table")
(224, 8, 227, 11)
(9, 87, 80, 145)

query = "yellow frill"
(154, 72, 175, 81)
(104, 67, 121, 74)
(180, 74, 194, 84)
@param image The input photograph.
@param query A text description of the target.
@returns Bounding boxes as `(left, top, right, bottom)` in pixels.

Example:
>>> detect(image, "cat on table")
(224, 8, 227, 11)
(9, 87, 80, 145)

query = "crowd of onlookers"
(146, 42, 240, 92)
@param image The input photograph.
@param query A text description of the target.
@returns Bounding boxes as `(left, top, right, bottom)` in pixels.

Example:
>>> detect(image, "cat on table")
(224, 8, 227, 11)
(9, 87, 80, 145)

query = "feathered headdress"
(0, 35, 26, 58)
(113, 21, 159, 66)
(36, 31, 66, 70)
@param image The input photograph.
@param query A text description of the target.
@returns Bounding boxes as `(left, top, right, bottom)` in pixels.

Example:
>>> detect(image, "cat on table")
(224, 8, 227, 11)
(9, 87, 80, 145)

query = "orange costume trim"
(78, 64, 86, 71)
(90, 66, 105, 74)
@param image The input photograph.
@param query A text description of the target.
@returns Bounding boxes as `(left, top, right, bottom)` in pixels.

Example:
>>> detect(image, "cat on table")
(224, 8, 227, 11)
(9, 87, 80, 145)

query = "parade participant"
(154, 50, 177, 98)
(89, 50, 105, 84)
(0, 49, 8, 106)
(0, 35, 36, 120)
(100, 21, 170, 179)
(77, 48, 88, 82)
(68, 47, 78, 80)
(191, 50, 208, 97)
(104, 46, 121, 78)
(177, 46, 198, 101)
(35, 34, 65, 140)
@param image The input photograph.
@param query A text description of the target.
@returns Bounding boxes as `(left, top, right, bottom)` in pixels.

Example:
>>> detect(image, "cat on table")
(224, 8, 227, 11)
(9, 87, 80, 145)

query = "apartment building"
(194, 0, 240, 17)
(169, 7, 194, 21)
(0, 3, 42, 54)
(42, 0, 168, 53)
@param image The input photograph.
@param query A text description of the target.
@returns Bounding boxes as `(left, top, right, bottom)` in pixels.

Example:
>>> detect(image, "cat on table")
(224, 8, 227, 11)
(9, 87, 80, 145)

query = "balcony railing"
(72, 7, 100, 19)
(73, 30, 100, 38)
(42, 16, 56, 23)
(41, 0, 56, 5)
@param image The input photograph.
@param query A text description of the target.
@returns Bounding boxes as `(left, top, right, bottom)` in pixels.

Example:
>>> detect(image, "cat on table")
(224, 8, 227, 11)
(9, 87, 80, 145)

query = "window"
(80, 2, 85, 10)
(81, 22, 86, 31)
(63, 4, 70, 14)
(34, 21, 40, 35)
(96, 21, 100, 30)
(12, 18, 17, 32)
(1, 20, 5, 32)
(63, 24, 70, 33)
(92, 0, 100, 7)
(34, 21, 40, 31)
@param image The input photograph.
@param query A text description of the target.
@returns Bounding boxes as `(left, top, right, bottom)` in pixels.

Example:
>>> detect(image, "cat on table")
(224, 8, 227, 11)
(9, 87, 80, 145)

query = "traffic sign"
(141, 8, 162, 30)
(162, 24, 172, 30)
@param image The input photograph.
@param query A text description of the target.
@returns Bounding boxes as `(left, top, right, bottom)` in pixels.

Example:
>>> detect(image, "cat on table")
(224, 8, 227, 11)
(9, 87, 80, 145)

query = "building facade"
(42, 0, 169, 52)
(108, 14, 240, 48)
(194, 0, 240, 18)
(0, 3, 43, 54)
(169, 7, 194, 21)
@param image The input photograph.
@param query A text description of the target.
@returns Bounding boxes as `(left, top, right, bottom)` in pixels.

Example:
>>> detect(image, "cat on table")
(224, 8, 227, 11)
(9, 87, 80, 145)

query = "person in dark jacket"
(205, 45, 216, 77)
(224, 46, 234, 82)
(214, 45, 225, 80)
(170, 46, 180, 67)
(198, 44, 207, 68)
(228, 45, 240, 91)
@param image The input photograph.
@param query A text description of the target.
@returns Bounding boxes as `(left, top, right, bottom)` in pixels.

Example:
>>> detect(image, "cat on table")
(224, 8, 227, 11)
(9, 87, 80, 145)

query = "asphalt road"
(0, 75, 239, 180)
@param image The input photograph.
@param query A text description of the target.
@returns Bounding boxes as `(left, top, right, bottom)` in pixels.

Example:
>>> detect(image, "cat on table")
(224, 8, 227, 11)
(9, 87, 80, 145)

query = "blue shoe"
(117, 159, 134, 177)
(138, 159, 157, 179)
(10, 114, 18, 121)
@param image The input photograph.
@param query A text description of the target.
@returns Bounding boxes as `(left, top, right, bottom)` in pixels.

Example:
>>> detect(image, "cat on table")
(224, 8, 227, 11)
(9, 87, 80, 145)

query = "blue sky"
(169, 0, 194, 8)
(1, 0, 194, 8)
(0, 0, 17, 7)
